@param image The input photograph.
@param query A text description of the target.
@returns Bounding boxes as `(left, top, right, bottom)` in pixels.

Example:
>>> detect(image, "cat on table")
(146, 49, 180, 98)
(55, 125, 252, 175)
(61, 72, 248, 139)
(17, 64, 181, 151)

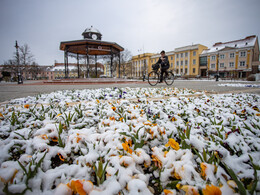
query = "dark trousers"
(160, 65, 169, 82)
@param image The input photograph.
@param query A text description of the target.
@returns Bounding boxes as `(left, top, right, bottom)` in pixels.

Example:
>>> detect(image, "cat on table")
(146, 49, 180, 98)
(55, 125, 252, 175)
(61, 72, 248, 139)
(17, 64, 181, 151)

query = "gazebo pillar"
(95, 55, 97, 78)
(64, 48, 69, 78)
(77, 53, 80, 78)
(110, 54, 113, 78)
(118, 52, 121, 78)
(86, 45, 90, 78)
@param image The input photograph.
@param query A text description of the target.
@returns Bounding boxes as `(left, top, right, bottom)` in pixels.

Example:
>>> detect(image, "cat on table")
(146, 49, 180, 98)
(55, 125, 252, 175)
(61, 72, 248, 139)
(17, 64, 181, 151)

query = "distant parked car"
(99, 75, 107, 78)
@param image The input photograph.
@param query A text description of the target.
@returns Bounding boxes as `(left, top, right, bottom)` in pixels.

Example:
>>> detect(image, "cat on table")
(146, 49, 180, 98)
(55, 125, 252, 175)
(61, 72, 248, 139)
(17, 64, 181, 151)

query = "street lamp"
(15, 41, 23, 84)
(216, 53, 219, 82)
(142, 54, 146, 81)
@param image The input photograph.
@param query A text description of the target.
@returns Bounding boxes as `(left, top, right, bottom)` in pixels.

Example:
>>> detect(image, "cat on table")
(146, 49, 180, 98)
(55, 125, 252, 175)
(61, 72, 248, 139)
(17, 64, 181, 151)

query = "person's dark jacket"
(157, 56, 170, 70)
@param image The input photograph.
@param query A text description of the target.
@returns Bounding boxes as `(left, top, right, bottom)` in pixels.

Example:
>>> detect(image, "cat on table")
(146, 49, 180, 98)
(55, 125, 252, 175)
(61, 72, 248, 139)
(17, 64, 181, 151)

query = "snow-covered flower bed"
(0, 87, 259, 195)
(7, 87, 201, 105)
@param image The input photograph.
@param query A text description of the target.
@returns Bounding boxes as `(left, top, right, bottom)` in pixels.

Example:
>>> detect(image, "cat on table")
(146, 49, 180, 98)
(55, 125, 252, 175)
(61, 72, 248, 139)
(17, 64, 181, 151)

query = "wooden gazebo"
(60, 26, 124, 78)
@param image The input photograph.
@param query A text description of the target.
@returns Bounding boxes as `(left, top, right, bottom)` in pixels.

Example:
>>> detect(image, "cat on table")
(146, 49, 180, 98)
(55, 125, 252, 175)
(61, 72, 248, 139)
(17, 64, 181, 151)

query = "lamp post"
(216, 53, 219, 82)
(142, 54, 146, 81)
(15, 41, 23, 84)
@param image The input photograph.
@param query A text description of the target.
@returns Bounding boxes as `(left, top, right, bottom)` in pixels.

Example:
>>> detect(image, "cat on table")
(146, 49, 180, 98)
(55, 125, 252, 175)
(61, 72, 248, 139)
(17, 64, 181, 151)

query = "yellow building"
(52, 64, 78, 79)
(132, 53, 154, 78)
(103, 61, 111, 77)
(174, 44, 207, 76)
(200, 35, 259, 78)
(132, 44, 207, 78)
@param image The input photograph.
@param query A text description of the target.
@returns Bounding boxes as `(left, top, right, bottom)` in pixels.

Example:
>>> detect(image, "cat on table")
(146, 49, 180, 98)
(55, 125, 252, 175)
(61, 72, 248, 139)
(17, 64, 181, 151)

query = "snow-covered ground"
(218, 83, 260, 88)
(0, 87, 259, 195)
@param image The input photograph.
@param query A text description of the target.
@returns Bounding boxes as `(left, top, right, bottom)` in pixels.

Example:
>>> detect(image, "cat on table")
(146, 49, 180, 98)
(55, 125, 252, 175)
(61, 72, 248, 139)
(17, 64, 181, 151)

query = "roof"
(60, 39, 124, 55)
(201, 35, 257, 55)
(52, 66, 78, 71)
(82, 26, 101, 35)
(132, 53, 155, 60)
(175, 44, 200, 52)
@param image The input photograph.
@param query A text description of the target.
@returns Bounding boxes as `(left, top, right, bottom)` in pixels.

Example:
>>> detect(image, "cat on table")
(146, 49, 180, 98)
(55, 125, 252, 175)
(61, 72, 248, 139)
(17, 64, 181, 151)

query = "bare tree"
(118, 49, 132, 78)
(19, 44, 34, 66)
(112, 49, 132, 78)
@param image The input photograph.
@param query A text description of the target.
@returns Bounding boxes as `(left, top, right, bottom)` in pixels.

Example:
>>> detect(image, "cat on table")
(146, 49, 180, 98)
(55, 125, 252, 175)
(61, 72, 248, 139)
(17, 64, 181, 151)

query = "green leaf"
(222, 162, 247, 195)
(186, 125, 191, 139)
(248, 155, 258, 195)
(134, 126, 144, 139)
(134, 140, 145, 150)
(101, 160, 110, 184)
(18, 161, 28, 176)
(217, 120, 224, 126)
(208, 152, 215, 164)
(216, 128, 223, 139)
(119, 132, 136, 144)
(36, 151, 47, 170)
(97, 159, 103, 179)
(192, 148, 202, 162)
(14, 132, 26, 140)
(203, 148, 207, 162)
(166, 180, 180, 189)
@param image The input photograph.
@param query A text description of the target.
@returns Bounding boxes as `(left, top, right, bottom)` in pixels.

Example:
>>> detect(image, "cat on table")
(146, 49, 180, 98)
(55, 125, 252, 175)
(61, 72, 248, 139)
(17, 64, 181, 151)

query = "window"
(171, 63, 173, 67)
(193, 51, 196, 56)
(176, 69, 179, 74)
(220, 54, 225, 59)
(181, 53, 183, 58)
(220, 63, 225, 68)
(199, 56, 207, 66)
(171, 56, 173, 60)
(177, 61, 179, 66)
(180, 69, 183, 73)
(185, 52, 188, 57)
(177, 54, 179, 58)
(230, 53, 234, 58)
(193, 59, 196, 65)
(185, 60, 188, 65)
(229, 62, 234, 67)
(240, 51, 246, 57)
(211, 64, 216, 69)
(181, 61, 183, 65)
(239, 61, 245, 66)
(211, 55, 216, 60)
(185, 68, 187, 74)
(193, 68, 196, 73)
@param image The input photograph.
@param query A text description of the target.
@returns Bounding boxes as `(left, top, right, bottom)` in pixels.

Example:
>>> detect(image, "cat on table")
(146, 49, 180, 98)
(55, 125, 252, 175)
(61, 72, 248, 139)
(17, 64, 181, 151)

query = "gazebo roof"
(60, 39, 124, 56)
(82, 26, 101, 35)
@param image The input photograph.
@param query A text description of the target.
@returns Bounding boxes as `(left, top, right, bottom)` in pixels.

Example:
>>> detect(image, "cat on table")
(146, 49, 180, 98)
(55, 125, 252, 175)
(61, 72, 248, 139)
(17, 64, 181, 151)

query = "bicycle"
(148, 67, 174, 86)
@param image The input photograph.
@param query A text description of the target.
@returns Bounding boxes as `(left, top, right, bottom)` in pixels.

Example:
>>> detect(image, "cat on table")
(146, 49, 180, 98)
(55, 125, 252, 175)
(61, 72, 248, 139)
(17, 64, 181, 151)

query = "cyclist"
(156, 50, 169, 82)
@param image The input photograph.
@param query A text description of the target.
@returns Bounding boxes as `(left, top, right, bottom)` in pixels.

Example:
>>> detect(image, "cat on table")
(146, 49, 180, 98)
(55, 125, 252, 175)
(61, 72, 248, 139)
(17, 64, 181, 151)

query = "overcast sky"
(0, 0, 259, 65)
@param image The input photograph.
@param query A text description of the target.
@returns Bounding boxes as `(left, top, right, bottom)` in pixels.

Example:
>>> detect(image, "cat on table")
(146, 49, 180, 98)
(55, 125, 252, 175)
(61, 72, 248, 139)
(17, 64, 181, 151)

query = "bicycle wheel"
(148, 71, 159, 86)
(164, 72, 174, 85)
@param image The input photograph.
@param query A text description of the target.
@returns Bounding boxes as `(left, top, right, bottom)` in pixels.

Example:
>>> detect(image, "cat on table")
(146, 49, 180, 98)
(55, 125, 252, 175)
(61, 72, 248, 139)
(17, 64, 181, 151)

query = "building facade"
(132, 53, 154, 78)
(52, 63, 104, 79)
(174, 44, 207, 76)
(200, 35, 259, 78)
(0, 64, 53, 81)
(131, 44, 207, 78)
